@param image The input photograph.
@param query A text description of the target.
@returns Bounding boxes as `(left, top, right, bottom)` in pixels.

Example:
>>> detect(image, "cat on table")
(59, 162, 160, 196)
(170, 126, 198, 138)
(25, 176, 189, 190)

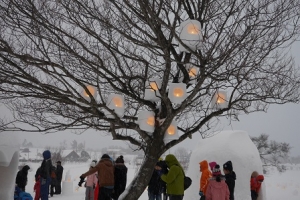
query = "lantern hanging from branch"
(138, 110, 155, 133)
(168, 83, 187, 104)
(144, 78, 161, 101)
(81, 85, 97, 101)
(163, 120, 179, 144)
(178, 19, 203, 52)
(211, 91, 228, 109)
(104, 94, 125, 118)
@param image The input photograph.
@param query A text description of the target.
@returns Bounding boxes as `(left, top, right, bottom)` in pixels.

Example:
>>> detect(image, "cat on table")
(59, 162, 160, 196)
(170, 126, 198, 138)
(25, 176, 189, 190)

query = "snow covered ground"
(21, 161, 300, 200)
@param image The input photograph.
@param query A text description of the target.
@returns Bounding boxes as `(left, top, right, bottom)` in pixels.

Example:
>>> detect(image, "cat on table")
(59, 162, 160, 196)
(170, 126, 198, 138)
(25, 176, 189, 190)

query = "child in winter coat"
(199, 160, 212, 200)
(85, 162, 98, 200)
(250, 173, 264, 200)
(206, 164, 230, 200)
(33, 175, 41, 200)
(112, 155, 128, 200)
(223, 161, 236, 200)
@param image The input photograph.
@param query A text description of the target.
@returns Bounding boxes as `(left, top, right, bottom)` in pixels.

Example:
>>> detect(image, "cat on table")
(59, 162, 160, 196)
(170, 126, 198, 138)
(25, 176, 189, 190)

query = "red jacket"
(250, 175, 264, 193)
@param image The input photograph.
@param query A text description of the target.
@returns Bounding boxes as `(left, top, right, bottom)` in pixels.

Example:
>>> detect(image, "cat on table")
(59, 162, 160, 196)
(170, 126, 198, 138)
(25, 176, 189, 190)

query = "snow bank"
(184, 130, 266, 200)
(0, 132, 19, 199)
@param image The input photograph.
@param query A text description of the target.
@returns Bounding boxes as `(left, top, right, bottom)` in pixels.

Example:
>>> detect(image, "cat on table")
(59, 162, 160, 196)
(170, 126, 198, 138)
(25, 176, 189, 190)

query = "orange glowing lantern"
(168, 83, 187, 104)
(211, 91, 228, 109)
(105, 94, 125, 118)
(144, 78, 161, 101)
(138, 110, 155, 133)
(179, 20, 203, 52)
(81, 85, 97, 101)
(164, 120, 179, 143)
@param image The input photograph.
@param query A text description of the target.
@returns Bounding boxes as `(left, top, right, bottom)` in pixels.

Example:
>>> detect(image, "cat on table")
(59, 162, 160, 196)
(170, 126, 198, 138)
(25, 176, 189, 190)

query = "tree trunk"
(120, 140, 164, 200)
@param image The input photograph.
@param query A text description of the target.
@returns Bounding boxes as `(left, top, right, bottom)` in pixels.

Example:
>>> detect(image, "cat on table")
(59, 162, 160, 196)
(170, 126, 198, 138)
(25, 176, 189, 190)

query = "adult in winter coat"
(148, 160, 167, 200)
(80, 154, 114, 200)
(40, 150, 53, 200)
(112, 155, 128, 200)
(199, 160, 212, 200)
(15, 165, 30, 191)
(223, 161, 236, 200)
(49, 166, 57, 197)
(55, 161, 64, 194)
(250, 173, 264, 200)
(159, 154, 184, 200)
(206, 164, 229, 200)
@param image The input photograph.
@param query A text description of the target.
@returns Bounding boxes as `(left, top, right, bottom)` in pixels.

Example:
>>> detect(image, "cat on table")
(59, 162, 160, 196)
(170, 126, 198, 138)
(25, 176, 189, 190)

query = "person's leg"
(148, 190, 155, 200)
(98, 187, 113, 200)
(156, 193, 162, 200)
(40, 178, 49, 200)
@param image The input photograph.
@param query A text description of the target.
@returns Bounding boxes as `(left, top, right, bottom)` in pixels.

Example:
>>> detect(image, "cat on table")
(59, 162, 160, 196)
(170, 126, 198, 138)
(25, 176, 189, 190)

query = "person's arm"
(81, 166, 98, 178)
(160, 166, 179, 184)
(200, 170, 209, 192)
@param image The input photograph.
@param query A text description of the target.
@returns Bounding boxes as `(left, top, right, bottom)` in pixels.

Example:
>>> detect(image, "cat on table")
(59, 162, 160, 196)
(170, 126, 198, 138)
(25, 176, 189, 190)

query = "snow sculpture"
(184, 130, 266, 200)
(62, 170, 73, 195)
(0, 132, 19, 199)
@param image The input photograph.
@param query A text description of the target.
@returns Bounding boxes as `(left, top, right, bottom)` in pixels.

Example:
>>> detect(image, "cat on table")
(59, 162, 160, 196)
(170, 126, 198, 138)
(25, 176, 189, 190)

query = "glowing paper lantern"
(81, 85, 97, 101)
(105, 94, 125, 118)
(179, 20, 203, 52)
(138, 111, 155, 133)
(164, 120, 179, 143)
(144, 78, 161, 101)
(168, 83, 187, 104)
(211, 91, 228, 109)
(186, 64, 199, 84)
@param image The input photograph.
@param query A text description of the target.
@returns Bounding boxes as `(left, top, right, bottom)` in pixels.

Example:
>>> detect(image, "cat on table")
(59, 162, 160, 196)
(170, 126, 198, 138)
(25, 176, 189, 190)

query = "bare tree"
(174, 147, 190, 171)
(0, 1, 300, 199)
(251, 133, 291, 173)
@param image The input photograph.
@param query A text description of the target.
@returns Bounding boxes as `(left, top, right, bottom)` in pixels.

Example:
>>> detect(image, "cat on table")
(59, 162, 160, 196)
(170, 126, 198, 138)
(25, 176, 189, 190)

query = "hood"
(226, 171, 237, 180)
(257, 175, 264, 181)
(22, 165, 30, 172)
(43, 150, 51, 160)
(165, 154, 180, 168)
(100, 158, 114, 167)
(199, 160, 209, 171)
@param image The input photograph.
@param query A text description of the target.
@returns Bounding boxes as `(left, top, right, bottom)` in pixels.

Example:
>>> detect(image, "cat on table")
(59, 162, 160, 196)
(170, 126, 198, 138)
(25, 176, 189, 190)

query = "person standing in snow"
(250, 172, 264, 200)
(80, 154, 114, 200)
(157, 154, 184, 200)
(49, 165, 57, 197)
(55, 160, 64, 195)
(206, 164, 229, 200)
(83, 161, 98, 200)
(15, 165, 30, 192)
(111, 155, 128, 200)
(40, 150, 53, 200)
(147, 159, 167, 200)
(199, 160, 212, 200)
(223, 161, 236, 200)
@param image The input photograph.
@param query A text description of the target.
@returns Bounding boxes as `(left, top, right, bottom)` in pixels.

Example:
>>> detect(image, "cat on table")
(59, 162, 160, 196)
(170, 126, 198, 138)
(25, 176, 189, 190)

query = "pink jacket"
(86, 172, 98, 187)
(206, 179, 230, 200)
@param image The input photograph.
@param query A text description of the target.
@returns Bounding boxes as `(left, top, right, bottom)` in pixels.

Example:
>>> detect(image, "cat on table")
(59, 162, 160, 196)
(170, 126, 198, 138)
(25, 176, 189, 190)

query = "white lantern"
(144, 78, 161, 101)
(179, 20, 203, 52)
(138, 110, 155, 133)
(104, 94, 125, 118)
(211, 91, 228, 109)
(183, 64, 199, 84)
(81, 85, 97, 101)
(163, 120, 179, 143)
(168, 83, 187, 104)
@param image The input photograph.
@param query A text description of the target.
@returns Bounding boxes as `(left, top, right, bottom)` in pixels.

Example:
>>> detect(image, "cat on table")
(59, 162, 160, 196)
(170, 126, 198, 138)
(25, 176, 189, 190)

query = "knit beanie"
(42, 150, 51, 160)
(223, 160, 233, 172)
(115, 155, 124, 164)
(212, 164, 221, 176)
(209, 161, 217, 171)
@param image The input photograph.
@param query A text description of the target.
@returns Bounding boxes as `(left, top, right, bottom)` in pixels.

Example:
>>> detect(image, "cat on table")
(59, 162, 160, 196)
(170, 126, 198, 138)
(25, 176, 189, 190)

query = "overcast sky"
(2, 41, 300, 157)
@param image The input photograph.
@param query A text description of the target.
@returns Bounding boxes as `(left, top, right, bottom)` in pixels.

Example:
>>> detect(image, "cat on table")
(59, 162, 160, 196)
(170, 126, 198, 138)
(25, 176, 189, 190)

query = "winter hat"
(223, 160, 233, 172)
(212, 164, 221, 176)
(115, 155, 124, 164)
(42, 150, 51, 160)
(101, 154, 110, 159)
(257, 175, 264, 182)
(22, 165, 30, 171)
(56, 161, 61, 164)
(209, 161, 217, 171)
(90, 161, 96, 168)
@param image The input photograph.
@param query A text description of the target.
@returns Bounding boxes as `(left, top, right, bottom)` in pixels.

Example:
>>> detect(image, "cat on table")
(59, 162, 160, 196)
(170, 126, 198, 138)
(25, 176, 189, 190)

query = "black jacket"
(16, 165, 30, 190)
(56, 165, 64, 181)
(112, 163, 128, 200)
(225, 171, 236, 200)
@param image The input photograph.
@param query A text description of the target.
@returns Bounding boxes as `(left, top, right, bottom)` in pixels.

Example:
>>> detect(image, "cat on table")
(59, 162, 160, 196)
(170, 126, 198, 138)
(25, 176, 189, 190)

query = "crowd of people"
(14, 151, 264, 200)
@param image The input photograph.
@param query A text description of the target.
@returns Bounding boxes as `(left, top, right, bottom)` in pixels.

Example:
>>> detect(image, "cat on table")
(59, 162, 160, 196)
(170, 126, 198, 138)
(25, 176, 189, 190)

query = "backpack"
(184, 176, 192, 190)
(15, 191, 33, 200)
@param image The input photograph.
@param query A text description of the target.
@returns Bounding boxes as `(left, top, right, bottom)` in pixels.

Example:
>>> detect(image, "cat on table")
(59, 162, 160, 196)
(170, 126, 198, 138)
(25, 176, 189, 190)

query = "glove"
(199, 191, 203, 196)
(78, 176, 85, 187)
